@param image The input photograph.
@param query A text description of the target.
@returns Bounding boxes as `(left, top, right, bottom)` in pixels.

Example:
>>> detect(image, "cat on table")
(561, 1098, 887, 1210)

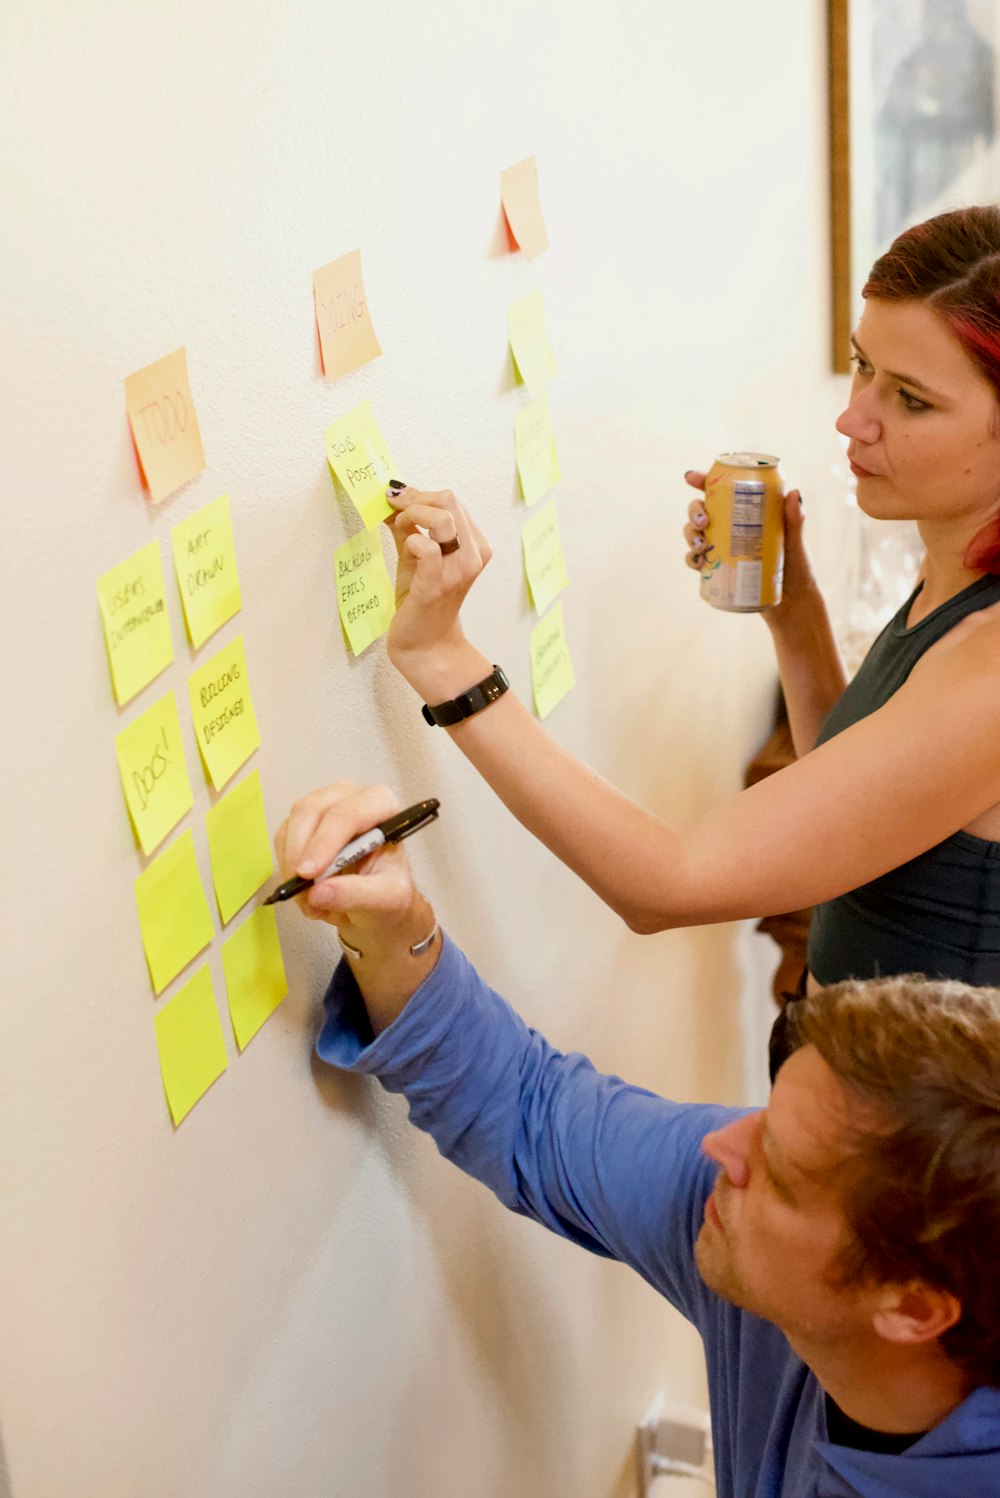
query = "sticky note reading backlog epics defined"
(205, 769, 274, 923)
(135, 830, 215, 994)
(334, 530, 396, 655)
(325, 402, 397, 530)
(530, 602, 576, 719)
(514, 393, 561, 506)
(171, 494, 242, 649)
(522, 502, 569, 616)
(97, 541, 174, 705)
(154, 966, 228, 1126)
(508, 291, 557, 396)
(188, 635, 261, 790)
(222, 905, 288, 1050)
(313, 250, 382, 382)
(500, 156, 549, 260)
(124, 348, 206, 505)
(115, 691, 194, 855)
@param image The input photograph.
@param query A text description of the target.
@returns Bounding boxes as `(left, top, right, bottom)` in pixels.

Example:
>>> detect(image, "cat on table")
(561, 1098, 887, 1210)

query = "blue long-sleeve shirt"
(316, 934, 1000, 1498)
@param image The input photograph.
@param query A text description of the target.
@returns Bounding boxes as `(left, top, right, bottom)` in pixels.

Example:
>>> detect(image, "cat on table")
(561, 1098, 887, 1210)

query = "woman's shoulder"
(912, 596, 1000, 686)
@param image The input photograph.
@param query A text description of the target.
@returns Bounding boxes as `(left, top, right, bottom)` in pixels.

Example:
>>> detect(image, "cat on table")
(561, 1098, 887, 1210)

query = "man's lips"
(705, 1190, 726, 1233)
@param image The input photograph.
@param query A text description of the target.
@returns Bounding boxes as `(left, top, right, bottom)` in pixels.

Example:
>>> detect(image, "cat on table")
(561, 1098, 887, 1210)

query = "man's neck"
(787, 1329, 971, 1436)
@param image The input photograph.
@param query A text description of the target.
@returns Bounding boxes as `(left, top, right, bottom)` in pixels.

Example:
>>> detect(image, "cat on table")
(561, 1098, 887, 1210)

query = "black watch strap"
(422, 666, 510, 726)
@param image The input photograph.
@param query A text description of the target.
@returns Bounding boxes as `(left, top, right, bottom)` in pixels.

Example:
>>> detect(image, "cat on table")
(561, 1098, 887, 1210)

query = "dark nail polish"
(387, 478, 407, 494)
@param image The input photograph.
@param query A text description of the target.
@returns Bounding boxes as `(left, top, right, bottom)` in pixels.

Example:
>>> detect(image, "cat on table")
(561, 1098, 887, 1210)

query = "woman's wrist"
(389, 636, 494, 707)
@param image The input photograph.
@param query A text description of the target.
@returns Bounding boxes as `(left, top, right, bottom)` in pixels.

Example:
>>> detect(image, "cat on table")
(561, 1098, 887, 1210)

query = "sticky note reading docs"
(188, 635, 261, 790)
(514, 393, 561, 506)
(313, 249, 382, 381)
(97, 541, 174, 705)
(205, 769, 274, 923)
(500, 156, 549, 260)
(508, 291, 557, 395)
(325, 402, 397, 529)
(522, 502, 569, 616)
(154, 966, 228, 1125)
(115, 692, 194, 855)
(222, 906, 288, 1050)
(124, 348, 205, 505)
(135, 830, 215, 995)
(171, 494, 242, 649)
(530, 602, 576, 719)
(334, 531, 396, 655)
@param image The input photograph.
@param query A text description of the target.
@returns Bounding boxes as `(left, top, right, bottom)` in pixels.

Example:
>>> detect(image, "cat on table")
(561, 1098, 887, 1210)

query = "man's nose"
(701, 1112, 757, 1188)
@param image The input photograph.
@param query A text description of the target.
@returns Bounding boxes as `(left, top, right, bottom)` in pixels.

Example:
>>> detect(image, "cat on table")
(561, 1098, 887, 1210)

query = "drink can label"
(699, 454, 784, 612)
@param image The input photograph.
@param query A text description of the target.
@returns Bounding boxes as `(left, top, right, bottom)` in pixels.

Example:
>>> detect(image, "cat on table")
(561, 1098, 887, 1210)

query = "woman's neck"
(909, 524, 986, 624)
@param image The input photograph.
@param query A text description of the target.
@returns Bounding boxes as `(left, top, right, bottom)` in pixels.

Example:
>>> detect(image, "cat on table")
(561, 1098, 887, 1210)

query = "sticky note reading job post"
(500, 156, 549, 260)
(154, 966, 228, 1126)
(135, 829, 215, 995)
(508, 291, 557, 395)
(115, 692, 194, 855)
(313, 250, 382, 382)
(188, 636, 261, 790)
(334, 531, 396, 655)
(205, 769, 274, 923)
(325, 403, 397, 530)
(522, 502, 569, 616)
(171, 494, 242, 649)
(221, 905, 288, 1050)
(514, 393, 561, 506)
(97, 541, 174, 705)
(124, 348, 206, 505)
(530, 602, 576, 719)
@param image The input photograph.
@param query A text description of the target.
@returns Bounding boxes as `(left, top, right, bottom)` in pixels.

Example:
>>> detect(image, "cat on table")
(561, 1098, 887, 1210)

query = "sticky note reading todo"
(325, 402, 397, 530)
(188, 635, 261, 790)
(115, 691, 194, 855)
(135, 829, 215, 995)
(313, 249, 382, 382)
(529, 602, 576, 719)
(221, 905, 288, 1050)
(514, 393, 561, 506)
(154, 966, 228, 1126)
(508, 291, 557, 395)
(500, 156, 549, 260)
(124, 348, 206, 505)
(334, 530, 396, 656)
(522, 502, 569, 616)
(97, 541, 174, 706)
(205, 769, 274, 923)
(171, 494, 242, 649)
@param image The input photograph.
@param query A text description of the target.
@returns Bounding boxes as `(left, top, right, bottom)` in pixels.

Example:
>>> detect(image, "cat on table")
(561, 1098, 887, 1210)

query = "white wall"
(0, 3, 852, 1495)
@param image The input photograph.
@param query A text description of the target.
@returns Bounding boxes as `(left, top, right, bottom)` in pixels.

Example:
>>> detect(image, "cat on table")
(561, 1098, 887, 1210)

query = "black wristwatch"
(421, 666, 510, 726)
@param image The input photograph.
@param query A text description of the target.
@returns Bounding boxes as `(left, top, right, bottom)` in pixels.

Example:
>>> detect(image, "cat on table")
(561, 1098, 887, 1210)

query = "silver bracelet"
(337, 921, 439, 961)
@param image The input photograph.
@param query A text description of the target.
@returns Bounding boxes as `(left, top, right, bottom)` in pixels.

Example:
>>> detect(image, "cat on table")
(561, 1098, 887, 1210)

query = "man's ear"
(871, 1283, 962, 1347)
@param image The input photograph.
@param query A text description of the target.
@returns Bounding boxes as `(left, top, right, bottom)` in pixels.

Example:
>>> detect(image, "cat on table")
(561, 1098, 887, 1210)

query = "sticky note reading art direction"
(205, 769, 274, 923)
(115, 691, 194, 856)
(171, 494, 242, 649)
(135, 829, 215, 995)
(222, 905, 288, 1050)
(500, 156, 549, 260)
(154, 966, 228, 1126)
(522, 502, 569, 616)
(97, 540, 174, 705)
(325, 402, 397, 530)
(188, 635, 261, 790)
(334, 530, 396, 656)
(529, 602, 576, 720)
(508, 291, 557, 396)
(124, 348, 206, 505)
(514, 393, 561, 506)
(313, 249, 382, 382)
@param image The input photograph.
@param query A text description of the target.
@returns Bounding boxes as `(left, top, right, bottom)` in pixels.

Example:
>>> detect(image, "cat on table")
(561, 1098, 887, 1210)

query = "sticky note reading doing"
(171, 494, 242, 649)
(530, 601, 576, 719)
(205, 768, 274, 923)
(115, 691, 194, 855)
(135, 829, 215, 995)
(334, 530, 396, 655)
(221, 905, 288, 1050)
(514, 393, 561, 506)
(124, 348, 206, 505)
(325, 402, 397, 530)
(97, 540, 174, 705)
(313, 249, 383, 382)
(522, 502, 569, 616)
(154, 965, 228, 1126)
(508, 291, 557, 396)
(500, 156, 549, 260)
(188, 635, 261, 790)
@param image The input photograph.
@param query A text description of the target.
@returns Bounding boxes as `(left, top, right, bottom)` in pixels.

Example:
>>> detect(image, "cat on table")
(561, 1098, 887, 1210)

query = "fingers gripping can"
(699, 452, 784, 612)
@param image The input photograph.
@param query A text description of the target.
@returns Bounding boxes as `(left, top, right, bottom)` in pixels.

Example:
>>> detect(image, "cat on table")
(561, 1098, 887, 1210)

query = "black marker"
(264, 799, 440, 905)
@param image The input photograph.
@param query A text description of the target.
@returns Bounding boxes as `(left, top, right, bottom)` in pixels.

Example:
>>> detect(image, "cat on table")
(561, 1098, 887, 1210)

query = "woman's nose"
(836, 389, 881, 445)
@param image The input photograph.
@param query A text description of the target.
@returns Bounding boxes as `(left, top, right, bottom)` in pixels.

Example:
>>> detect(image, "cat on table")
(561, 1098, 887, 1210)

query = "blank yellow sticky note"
(205, 769, 274, 923)
(530, 602, 576, 719)
(188, 635, 261, 790)
(221, 906, 288, 1050)
(508, 291, 557, 396)
(97, 541, 174, 705)
(135, 830, 215, 995)
(334, 531, 396, 655)
(115, 691, 194, 855)
(313, 249, 382, 381)
(514, 393, 561, 506)
(522, 502, 569, 616)
(153, 966, 228, 1125)
(171, 494, 242, 649)
(124, 348, 206, 505)
(500, 156, 549, 260)
(325, 402, 397, 529)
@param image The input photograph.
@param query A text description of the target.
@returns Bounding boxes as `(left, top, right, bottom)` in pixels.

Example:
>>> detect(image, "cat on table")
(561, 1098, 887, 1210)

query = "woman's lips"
(849, 458, 880, 479)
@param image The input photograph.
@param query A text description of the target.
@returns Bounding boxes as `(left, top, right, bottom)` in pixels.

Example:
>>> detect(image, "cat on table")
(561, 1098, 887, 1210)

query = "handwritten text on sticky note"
(325, 402, 397, 530)
(124, 348, 206, 505)
(522, 502, 569, 616)
(188, 635, 261, 790)
(171, 493, 242, 649)
(508, 292, 557, 396)
(334, 530, 396, 656)
(500, 156, 549, 260)
(514, 393, 561, 506)
(135, 829, 215, 995)
(154, 966, 228, 1125)
(313, 249, 383, 382)
(115, 691, 194, 855)
(530, 602, 576, 719)
(97, 541, 174, 705)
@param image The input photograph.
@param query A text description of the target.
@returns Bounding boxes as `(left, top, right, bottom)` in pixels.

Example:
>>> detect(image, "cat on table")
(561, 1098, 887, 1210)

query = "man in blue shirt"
(277, 781, 1000, 1497)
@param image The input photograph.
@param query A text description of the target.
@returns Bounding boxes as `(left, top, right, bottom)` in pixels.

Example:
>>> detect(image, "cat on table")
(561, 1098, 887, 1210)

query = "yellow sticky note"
(500, 156, 549, 260)
(171, 494, 242, 649)
(154, 966, 228, 1126)
(529, 602, 576, 719)
(115, 692, 194, 855)
(97, 541, 174, 705)
(205, 769, 275, 923)
(334, 531, 396, 656)
(508, 291, 557, 396)
(313, 249, 383, 381)
(514, 393, 561, 506)
(522, 502, 569, 616)
(188, 635, 261, 791)
(135, 830, 215, 995)
(221, 906, 288, 1050)
(325, 402, 397, 530)
(124, 348, 206, 505)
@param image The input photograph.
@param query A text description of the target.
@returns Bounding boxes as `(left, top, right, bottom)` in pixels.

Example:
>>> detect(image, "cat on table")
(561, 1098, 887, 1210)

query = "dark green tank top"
(807, 573, 1000, 986)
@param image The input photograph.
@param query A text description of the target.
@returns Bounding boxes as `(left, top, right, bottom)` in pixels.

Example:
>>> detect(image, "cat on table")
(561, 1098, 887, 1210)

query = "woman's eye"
(849, 354, 872, 376)
(899, 389, 930, 413)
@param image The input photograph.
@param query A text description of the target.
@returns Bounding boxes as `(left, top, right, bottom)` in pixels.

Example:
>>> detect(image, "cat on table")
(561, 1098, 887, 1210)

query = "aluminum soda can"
(699, 452, 785, 612)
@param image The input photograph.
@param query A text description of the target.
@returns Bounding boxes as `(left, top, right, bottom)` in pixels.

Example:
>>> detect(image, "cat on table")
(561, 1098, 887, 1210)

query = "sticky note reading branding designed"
(333, 530, 396, 655)
(154, 966, 228, 1125)
(521, 502, 569, 616)
(529, 602, 576, 719)
(221, 906, 288, 1050)
(205, 769, 274, 923)
(514, 393, 561, 506)
(134, 830, 215, 995)
(324, 402, 397, 530)
(508, 291, 557, 395)
(171, 494, 242, 648)
(500, 156, 549, 260)
(124, 348, 206, 505)
(313, 249, 382, 382)
(97, 541, 175, 705)
(115, 692, 194, 855)
(188, 635, 261, 790)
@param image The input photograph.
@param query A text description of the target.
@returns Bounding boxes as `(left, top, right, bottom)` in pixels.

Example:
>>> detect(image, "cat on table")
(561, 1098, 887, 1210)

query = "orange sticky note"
(313, 250, 383, 382)
(124, 348, 206, 505)
(500, 157, 549, 260)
